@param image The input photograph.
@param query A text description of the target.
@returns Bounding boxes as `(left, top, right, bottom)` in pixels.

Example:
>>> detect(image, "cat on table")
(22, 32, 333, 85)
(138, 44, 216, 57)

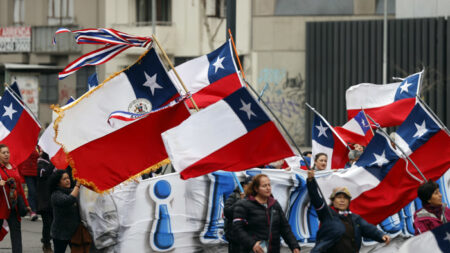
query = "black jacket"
(307, 179, 385, 253)
(224, 189, 241, 242)
(36, 158, 54, 213)
(233, 195, 300, 253)
(51, 187, 81, 240)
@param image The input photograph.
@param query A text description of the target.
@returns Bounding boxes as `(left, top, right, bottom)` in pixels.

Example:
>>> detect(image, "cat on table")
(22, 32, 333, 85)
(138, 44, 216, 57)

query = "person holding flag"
(0, 144, 32, 253)
(306, 170, 390, 253)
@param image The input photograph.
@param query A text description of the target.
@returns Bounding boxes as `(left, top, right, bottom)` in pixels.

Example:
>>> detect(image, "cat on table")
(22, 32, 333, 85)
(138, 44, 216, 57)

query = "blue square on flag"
(394, 72, 420, 101)
(124, 48, 180, 109)
(0, 90, 24, 132)
(312, 115, 334, 148)
(223, 88, 270, 132)
(207, 42, 237, 84)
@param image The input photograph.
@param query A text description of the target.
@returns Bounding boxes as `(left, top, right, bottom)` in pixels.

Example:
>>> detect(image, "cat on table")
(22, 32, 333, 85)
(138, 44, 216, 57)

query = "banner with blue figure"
(78, 168, 450, 252)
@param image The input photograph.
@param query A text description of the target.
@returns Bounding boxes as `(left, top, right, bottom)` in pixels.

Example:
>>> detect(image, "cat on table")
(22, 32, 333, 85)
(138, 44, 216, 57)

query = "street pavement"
(0, 216, 54, 253)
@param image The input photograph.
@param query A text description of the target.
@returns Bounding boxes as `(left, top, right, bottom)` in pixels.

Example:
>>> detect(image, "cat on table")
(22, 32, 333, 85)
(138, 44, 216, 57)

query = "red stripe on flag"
(180, 122, 294, 179)
(350, 130, 450, 224)
(334, 126, 373, 146)
(347, 98, 416, 127)
(68, 102, 190, 192)
(185, 73, 243, 109)
(50, 148, 69, 170)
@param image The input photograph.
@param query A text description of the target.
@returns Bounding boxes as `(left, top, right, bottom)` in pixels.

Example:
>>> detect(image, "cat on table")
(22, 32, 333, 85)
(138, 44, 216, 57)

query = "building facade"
(1, 0, 393, 146)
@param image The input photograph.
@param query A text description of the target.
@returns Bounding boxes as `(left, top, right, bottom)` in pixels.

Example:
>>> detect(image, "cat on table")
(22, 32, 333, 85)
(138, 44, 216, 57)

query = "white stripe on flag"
(342, 118, 365, 136)
(56, 73, 136, 152)
(0, 122, 11, 140)
(168, 55, 210, 95)
(346, 82, 400, 110)
(162, 100, 247, 171)
(38, 122, 60, 158)
(316, 166, 380, 204)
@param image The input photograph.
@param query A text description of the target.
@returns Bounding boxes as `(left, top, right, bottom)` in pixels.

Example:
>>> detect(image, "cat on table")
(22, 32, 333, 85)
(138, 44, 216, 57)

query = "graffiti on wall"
(257, 68, 305, 145)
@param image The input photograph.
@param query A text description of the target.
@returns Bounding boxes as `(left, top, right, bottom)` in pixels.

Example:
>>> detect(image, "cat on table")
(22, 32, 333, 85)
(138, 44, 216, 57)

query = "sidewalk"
(0, 216, 45, 253)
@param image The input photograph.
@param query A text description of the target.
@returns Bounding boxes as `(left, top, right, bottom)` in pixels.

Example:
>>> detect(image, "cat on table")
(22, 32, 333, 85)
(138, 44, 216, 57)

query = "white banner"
(79, 169, 450, 252)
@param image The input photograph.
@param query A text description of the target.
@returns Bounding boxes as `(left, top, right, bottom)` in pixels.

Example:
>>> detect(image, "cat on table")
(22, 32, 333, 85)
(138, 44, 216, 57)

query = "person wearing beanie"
(306, 170, 390, 253)
(413, 180, 450, 235)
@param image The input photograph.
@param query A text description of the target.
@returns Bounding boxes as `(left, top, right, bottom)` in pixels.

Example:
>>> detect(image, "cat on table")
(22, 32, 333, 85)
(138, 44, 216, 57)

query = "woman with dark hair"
(233, 174, 301, 253)
(313, 153, 328, 171)
(49, 169, 81, 253)
(306, 170, 390, 253)
(413, 180, 450, 234)
(36, 147, 55, 252)
(0, 144, 32, 253)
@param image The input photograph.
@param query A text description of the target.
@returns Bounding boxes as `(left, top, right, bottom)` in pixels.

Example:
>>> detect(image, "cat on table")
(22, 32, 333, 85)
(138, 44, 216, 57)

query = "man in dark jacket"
(224, 177, 251, 252)
(306, 170, 390, 252)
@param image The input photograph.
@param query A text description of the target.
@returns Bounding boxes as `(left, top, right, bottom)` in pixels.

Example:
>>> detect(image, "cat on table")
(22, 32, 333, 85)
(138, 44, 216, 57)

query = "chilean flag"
(162, 87, 295, 179)
(311, 111, 349, 170)
(0, 88, 40, 166)
(346, 71, 423, 127)
(334, 111, 374, 146)
(38, 98, 74, 170)
(316, 101, 450, 225)
(169, 40, 243, 108)
(55, 49, 190, 192)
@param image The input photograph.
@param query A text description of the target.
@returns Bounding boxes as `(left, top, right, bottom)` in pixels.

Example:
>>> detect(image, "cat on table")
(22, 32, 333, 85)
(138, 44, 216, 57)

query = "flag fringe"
(51, 48, 162, 194)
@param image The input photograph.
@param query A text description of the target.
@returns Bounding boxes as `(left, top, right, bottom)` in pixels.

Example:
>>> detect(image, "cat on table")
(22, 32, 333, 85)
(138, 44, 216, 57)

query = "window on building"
(13, 0, 25, 25)
(75, 66, 96, 98)
(375, 0, 396, 15)
(39, 73, 58, 104)
(205, 0, 226, 18)
(48, 0, 74, 25)
(136, 0, 171, 26)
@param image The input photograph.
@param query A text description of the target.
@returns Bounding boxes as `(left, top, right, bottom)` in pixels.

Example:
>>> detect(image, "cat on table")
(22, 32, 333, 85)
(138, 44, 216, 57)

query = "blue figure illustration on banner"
(150, 179, 175, 251)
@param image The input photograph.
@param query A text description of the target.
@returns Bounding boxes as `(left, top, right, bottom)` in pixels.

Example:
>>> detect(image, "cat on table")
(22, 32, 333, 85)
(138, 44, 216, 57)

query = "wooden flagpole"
(228, 29, 246, 79)
(151, 35, 199, 111)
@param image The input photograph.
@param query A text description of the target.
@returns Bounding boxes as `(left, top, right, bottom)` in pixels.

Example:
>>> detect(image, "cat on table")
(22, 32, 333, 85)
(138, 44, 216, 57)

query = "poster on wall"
(11, 75, 39, 116)
(0, 26, 31, 52)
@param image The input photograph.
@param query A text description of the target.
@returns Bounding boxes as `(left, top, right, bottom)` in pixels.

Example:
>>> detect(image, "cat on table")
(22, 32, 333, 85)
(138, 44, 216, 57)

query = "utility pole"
(226, 0, 236, 40)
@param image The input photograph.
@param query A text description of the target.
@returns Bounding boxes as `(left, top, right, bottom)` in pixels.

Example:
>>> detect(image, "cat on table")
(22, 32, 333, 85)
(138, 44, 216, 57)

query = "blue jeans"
(24, 176, 37, 212)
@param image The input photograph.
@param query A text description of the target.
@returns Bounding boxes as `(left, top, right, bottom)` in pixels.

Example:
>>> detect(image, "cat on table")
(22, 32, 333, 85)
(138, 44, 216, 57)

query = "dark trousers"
(41, 210, 53, 245)
(0, 208, 23, 253)
(24, 176, 37, 212)
(53, 238, 70, 253)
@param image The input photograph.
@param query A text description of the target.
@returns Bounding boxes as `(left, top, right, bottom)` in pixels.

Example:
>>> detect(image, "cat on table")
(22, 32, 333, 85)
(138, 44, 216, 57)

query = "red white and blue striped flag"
(53, 28, 152, 79)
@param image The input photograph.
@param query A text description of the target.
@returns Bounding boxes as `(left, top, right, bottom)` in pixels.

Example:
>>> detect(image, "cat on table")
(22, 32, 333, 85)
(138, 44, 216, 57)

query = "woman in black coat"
(233, 174, 301, 253)
(306, 170, 390, 253)
(48, 169, 81, 253)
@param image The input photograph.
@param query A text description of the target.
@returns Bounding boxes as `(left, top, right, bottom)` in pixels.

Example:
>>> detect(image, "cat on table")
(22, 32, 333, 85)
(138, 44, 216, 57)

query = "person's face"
(428, 188, 442, 206)
(255, 176, 272, 199)
(0, 147, 10, 165)
(58, 173, 71, 189)
(315, 155, 327, 170)
(332, 193, 350, 211)
(354, 144, 364, 152)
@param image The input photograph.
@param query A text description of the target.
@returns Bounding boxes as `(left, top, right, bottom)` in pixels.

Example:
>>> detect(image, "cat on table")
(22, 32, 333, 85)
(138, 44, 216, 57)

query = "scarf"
(331, 206, 352, 216)
(424, 203, 444, 220)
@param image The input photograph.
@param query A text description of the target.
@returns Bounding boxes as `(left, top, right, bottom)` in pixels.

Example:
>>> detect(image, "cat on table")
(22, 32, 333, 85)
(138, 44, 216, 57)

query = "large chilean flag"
(346, 71, 423, 127)
(55, 49, 190, 192)
(169, 40, 243, 108)
(162, 87, 295, 179)
(0, 88, 40, 166)
(317, 101, 450, 224)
